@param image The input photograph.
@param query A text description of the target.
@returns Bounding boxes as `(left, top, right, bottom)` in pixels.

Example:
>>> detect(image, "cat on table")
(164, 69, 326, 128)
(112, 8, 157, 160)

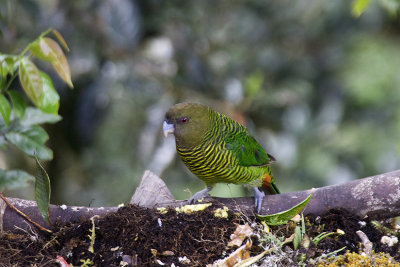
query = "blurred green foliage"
(0, 28, 71, 198)
(0, 0, 399, 206)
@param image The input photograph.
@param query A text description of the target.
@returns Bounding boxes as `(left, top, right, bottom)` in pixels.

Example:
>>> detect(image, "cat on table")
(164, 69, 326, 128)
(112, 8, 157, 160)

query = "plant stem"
(18, 28, 54, 59)
(4, 71, 18, 93)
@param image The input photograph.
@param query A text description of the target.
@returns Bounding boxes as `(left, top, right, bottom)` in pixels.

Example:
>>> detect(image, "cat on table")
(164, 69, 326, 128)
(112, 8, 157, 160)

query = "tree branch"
(152, 169, 400, 220)
(1, 169, 399, 234)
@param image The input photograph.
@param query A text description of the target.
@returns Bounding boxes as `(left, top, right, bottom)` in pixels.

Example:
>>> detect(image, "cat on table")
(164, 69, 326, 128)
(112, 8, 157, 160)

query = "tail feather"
(270, 182, 280, 194)
(261, 173, 280, 194)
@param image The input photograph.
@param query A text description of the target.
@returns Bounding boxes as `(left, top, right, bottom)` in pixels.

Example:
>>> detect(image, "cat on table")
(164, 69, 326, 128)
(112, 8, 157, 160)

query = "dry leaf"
(228, 223, 253, 247)
(211, 240, 252, 267)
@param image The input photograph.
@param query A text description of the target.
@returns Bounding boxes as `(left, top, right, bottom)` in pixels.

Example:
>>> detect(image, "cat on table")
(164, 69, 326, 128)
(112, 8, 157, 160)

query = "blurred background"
(1, 0, 400, 206)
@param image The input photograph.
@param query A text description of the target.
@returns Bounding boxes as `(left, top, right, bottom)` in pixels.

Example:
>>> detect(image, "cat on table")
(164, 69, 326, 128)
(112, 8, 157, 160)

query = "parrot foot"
(253, 187, 265, 213)
(187, 187, 211, 204)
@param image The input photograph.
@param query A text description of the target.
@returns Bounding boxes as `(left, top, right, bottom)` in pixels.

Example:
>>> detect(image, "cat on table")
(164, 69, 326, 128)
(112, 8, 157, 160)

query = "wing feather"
(225, 131, 275, 167)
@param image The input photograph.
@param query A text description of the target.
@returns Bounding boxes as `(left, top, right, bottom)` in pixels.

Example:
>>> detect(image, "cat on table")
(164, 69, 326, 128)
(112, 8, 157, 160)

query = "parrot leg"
(187, 185, 213, 204)
(253, 187, 265, 213)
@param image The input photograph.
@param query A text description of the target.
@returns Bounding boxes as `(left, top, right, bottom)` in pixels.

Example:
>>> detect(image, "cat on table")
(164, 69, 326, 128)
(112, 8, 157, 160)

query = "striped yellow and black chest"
(175, 113, 267, 187)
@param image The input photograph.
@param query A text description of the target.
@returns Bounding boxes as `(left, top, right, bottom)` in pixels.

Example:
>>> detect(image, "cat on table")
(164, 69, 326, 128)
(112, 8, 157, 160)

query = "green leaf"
(0, 54, 18, 77)
(40, 72, 59, 114)
(0, 169, 34, 189)
(257, 193, 313, 225)
(34, 154, 51, 224)
(20, 107, 61, 127)
(5, 125, 53, 160)
(351, 0, 371, 17)
(301, 213, 306, 235)
(312, 232, 337, 246)
(52, 29, 70, 52)
(29, 39, 51, 62)
(8, 90, 26, 119)
(19, 58, 43, 107)
(293, 226, 302, 250)
(0, 94, 11, 126)
(30, 37, 73, 88)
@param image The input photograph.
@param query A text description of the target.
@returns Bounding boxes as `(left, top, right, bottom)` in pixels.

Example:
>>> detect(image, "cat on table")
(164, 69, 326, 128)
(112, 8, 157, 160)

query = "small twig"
(356, 230, 372, 255)
(43, 231, 60, 250)
(0, 193, 52, 233)
(14, 222, 39, 243)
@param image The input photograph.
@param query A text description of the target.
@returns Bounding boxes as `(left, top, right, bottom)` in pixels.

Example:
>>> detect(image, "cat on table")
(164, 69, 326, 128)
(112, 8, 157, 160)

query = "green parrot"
(163, 102, 279, 213)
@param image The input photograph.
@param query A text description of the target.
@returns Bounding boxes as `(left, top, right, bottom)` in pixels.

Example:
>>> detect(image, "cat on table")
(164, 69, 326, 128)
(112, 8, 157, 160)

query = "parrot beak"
(163, 120, 175, 137)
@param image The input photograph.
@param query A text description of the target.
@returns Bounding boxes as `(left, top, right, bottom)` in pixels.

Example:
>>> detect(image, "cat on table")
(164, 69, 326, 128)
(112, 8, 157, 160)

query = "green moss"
(316, 251, 400, 267)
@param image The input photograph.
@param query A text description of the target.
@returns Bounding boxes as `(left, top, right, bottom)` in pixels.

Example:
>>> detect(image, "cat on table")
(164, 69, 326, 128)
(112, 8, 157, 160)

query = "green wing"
(225, 131, 275, 167)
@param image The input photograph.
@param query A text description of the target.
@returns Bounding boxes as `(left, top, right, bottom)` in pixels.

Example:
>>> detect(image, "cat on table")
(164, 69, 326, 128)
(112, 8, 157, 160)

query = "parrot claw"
(187, 187, 211, 204)
(253, 187, 265, 213)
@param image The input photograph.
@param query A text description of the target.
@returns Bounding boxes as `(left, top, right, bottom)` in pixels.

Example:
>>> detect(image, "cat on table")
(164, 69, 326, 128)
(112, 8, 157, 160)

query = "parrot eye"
(179, 117, 189, 124)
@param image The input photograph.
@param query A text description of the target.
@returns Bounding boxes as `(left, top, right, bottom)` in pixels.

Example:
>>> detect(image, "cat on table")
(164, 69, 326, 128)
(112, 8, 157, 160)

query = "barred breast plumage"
(175, 110, 268, 187)
(163, 102, 279, 213)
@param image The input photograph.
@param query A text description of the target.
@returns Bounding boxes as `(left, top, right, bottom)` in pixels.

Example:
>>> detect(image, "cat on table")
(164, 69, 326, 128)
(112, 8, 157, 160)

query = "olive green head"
(163, 102, 210, 148)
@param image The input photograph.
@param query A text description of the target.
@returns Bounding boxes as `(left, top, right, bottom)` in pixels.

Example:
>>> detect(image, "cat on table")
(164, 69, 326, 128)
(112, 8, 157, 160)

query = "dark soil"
(302, 209, 400, 259)
(0, 204, 399, 266)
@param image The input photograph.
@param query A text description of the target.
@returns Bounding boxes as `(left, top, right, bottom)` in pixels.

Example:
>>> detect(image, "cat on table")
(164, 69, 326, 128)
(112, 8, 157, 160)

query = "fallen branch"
(0, 198, 118, 234)
(0, 193, 52, 233)
(1, 169, 399, 234)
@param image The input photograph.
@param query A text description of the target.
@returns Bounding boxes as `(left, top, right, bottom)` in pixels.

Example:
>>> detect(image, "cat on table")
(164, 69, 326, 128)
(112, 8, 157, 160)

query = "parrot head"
(163, 102, 210, 148)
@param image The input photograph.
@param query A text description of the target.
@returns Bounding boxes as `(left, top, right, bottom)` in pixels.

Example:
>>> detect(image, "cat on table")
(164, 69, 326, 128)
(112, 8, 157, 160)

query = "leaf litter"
(0, 203, 399, 266)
